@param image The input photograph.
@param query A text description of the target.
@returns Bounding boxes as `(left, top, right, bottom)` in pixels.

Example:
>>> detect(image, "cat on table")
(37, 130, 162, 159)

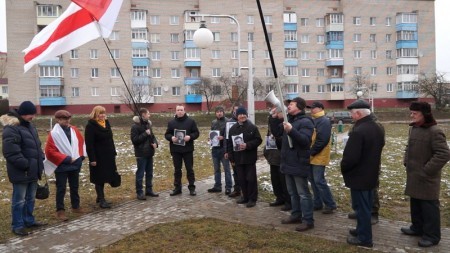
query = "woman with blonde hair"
(85, 106, 118, 208)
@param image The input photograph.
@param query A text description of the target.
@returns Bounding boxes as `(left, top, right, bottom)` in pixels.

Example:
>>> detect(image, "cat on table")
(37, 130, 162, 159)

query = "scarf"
(97, 119, 106, 128)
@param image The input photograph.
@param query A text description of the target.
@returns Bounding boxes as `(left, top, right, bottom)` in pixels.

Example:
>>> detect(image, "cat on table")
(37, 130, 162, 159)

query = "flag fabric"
(23, 0, 123, 73)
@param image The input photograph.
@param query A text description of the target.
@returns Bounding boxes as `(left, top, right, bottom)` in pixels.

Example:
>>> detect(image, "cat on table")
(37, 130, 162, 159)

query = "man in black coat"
(341, 99, 385, 248)
(165, 104, 200, 196)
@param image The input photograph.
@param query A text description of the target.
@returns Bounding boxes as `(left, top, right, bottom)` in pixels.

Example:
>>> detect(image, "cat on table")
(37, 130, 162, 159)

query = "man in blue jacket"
(1, 101, 47, 236)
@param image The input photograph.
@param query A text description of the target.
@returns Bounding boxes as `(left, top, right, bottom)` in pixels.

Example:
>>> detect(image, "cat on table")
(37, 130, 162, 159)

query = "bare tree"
(415, 72, 449, 110)
(191, 77, 218, 114)
(215, 74, 247, 106)
(348, 73, 375, 98)
(121, 78, 154, 114)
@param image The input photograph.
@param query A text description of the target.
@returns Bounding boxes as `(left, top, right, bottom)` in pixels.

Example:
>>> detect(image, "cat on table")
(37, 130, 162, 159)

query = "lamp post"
(356, 89, 374, 112)
(192, 14, 255, 123)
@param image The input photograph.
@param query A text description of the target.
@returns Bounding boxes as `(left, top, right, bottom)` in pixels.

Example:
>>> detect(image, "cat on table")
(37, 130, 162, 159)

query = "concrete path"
(0, 159, 448, 252)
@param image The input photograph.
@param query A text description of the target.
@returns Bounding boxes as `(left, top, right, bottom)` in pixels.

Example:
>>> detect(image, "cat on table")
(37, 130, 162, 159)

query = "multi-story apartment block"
(6, 0, 436, 114)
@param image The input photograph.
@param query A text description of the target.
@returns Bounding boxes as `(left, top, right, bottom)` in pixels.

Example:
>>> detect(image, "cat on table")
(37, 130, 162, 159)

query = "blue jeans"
(309, 165, 336, 209)
(11, 182, 38, 230)
(136, 156, 154, 195)
(351, 189, 373, 244)
(211, 147, 232, 190)
(285, 174, 314, 224)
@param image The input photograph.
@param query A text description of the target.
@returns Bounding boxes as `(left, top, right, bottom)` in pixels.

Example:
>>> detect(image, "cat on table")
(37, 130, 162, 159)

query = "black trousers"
(236, 163, 258, 202)
(95, 183, 105, 202)
(269, 165, 290, 204)
(55, 170, 80, 211)
(172, 151, 195, 189)
(231, 164, 240, 192)
(410, 197, 441, 243)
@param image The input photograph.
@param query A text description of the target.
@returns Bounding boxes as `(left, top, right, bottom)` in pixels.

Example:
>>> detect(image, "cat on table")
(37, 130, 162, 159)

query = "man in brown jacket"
(401, 101, 450, 248)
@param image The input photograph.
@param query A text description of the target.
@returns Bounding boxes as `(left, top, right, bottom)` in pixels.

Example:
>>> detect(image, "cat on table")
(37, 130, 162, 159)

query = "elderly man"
(341, 100, 385, 248)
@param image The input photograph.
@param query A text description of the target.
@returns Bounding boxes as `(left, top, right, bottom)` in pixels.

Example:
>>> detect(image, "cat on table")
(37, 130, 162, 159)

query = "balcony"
(132, 58, 150, 67)
(326, 78, 344, 84)
(185, 94, 202, 103)
(396, 90, 418, 99)
(325, 92, 345, 100)
(395, 23, 417, 31)
(131, 76, 151, 85)
(285, 93, 298, 100)
(325, 59, 344, 66)
(283, 23, 297, 30)
(40, 97, 66, 106)
(39, 77, 64, 86)
(184, 60, 201, 67)
(184, 77, 201, 85)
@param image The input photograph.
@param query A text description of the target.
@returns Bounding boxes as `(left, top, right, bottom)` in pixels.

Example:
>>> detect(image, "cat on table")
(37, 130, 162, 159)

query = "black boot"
(99, 199, 111, 209)
(170, 188, 182, 196)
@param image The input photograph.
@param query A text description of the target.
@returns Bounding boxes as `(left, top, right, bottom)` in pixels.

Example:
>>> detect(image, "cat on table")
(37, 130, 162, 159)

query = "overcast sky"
(0, 0, 449, 77)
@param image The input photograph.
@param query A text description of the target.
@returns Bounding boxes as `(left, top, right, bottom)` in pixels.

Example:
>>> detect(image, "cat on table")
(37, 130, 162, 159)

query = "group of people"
(1, 100, 448, 250)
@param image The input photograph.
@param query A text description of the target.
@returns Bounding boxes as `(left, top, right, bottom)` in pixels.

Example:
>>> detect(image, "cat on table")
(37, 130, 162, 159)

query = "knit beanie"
(18, 101, 37, 115)
(236, 107, 248, 116)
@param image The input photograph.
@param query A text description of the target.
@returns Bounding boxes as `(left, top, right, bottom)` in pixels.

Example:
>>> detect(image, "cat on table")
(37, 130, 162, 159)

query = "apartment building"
(6, 0, 436, 114)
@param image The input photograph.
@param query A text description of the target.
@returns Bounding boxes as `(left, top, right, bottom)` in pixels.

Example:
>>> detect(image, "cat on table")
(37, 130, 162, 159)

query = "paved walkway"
(0, 159, 448, 252)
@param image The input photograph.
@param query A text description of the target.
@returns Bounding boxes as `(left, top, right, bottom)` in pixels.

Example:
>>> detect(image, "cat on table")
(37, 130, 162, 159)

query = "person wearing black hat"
(226, 106, 262, 208)
(401, 101, 450, 248)
(0, 101, 47, 236)
(306, 101, 337, 214)
(341, 99, 385, 248)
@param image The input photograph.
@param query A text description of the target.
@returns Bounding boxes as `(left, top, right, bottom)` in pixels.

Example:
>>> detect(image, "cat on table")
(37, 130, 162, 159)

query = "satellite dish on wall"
(163, 86, 169, 92)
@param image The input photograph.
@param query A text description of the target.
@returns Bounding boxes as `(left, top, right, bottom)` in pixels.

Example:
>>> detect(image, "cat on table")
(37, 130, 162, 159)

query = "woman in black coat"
(85, 106, 118, 208)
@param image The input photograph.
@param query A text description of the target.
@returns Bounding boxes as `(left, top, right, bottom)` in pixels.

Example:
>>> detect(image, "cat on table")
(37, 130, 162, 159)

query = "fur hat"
(409, 101, 431, 115)
(17, 101, 37, 115)
(54, 110, 71, 119)
(236, 107, 248, 116)
(347, 100, 371, 110)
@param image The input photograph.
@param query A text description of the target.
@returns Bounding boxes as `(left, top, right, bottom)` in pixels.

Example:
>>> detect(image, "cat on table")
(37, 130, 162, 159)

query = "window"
(213, 85, 222, 95)
(248, 33, 254, 42)
(109, 49, 120, 59)
(385, 34, 392, 42)
(70, 50, 78, 59)
(301, 34, 310, 43)
(40, 85, 61, 97)
(151, 68, 161, 78)
(330, 68, 340, 77)
(265, 50, 270, 59)
(91, 68, 99, 78)
(213, 32, 220, 41)
(265, 68, 274, 77)
(317, 35, 324, 44)
(301, 68, 310, 77)
(286, 83, 298, 93)
(150, 33, 160, 43)
(317, 51, 325, 60)
(396, 13, 417, 24)
(70, 68, 79, 78)
(385, 17, 391, 26)
(397, 30, 416, 41)
(267, 33, 273, 42)
(247, 15, 254, 24)
(369, 34, 376, 42)
(370, 17, 376, 26)
(132, 48, 148, 58)
(90, 49, 98, 59)
(133, 66, 148, 77)
(211, 50, 220, 59)
(185, 30, 195, 40)
(354, 67, 362, 75)
(386, 50, 392, 59)
(91, 87, 99, 96)
(330, 83, 343, 92)
(264, 15, 272, 24)
(329, 13, 343, 24)
(396, 48, 418, 58)
(371, 67, 377, 76)
(150, 51, 161, 60)
(171, 68, 180, 78)
(37, 5, 59, 17)
(211, 17, 220, 23)
(283, 13, 297, 23)
(185, 48, 200, 59)
(386, 67, 393, 75)
(285, 48, 297, 58)
(284, 66, 298, 76)
(300, 18, 308, 26)
(371, 83, 378, 92)
(302, 85, 310, 93)
(353, 17, 361, 25)
(353, 33, 361, 42)
(328, 49, 343, 58)
(317, 68, 325, 77)
(371, 50, 377, 59)
(189, 68, 199, 77)
(231, 32, 238, 42)
(316, 18, 324, 27)
(150, 15, 160, 25)
(387, 83, 393, 92)
(109, 31, 119, 40)
(397, 65, 418, 75)
(131, 10, 146, 21)
(170, 16, 179, 25)
(318, 85, 325, 93)
(301, 51, 310, 60)
(111, 87, 120, 96)
(212, 68, 221, 77)
(71, 87, 80, 97)
(171, 51, 180, 60)
(110, 68, 120, 78)
(172, 86, 180, 96)
(284, 30, 297, 41)
(231, 68, 239, 77)
(153, 87, 162, 96)
(170, 33, 179, 43)
(353, 50, 361, 59)
(231, 50, 239, 59)
(230, 15, 237, 24)
(132, 28, 147, 40)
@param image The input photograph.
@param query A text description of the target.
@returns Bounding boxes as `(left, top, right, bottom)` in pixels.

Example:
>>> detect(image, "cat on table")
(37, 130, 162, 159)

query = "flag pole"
(256, 0, 292, 148)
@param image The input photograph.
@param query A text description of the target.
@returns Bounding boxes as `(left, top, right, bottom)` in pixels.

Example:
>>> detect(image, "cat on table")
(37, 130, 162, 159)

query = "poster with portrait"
(225, 122, 236, 139)
(265, 135, 278, 150)
(232, 133, 244, 152)
(209, 130, 220, 147)
(173, 129, 186, 146)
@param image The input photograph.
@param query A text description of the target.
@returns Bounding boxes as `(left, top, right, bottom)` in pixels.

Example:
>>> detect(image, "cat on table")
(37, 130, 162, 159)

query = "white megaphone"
(264, 90, 281, 109)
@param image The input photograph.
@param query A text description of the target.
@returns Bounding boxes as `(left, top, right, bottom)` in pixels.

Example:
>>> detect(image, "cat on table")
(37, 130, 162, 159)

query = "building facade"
(6, 0, 436, 114)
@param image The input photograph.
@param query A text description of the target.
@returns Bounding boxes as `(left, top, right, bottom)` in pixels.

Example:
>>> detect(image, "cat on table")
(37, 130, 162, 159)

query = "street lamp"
(356, 89, 374, 112)
(192, 14, 255, 123)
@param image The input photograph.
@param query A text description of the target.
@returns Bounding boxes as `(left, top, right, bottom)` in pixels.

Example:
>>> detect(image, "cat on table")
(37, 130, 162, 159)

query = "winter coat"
(226, 120, 262, 165)
(85, 119, 117, 184)
(264, 116, 283, 166)
(340, 115, 385, 190)
(270, 111, 314, 177)
(211, 116, 228, 148)
(310, 111, 331, 166)
(1, 111, 44, 184)
(131, 116, 158, 158)
(404, 122, 450, 200)
(164, 114, 199, 153)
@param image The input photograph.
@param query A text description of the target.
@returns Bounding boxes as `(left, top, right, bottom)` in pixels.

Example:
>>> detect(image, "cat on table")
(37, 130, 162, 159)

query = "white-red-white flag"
(23, 0, 123, 73)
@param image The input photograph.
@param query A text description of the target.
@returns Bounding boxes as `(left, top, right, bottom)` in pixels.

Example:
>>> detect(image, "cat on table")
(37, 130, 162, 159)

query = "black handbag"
(110, 171, 121, 188)
(36, 173, 50, 200)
